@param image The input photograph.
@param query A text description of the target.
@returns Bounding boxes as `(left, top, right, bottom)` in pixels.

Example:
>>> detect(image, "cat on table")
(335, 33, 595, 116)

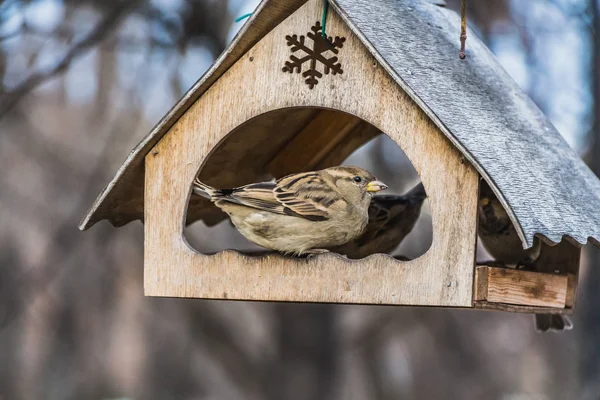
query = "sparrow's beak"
(366, 180, 388, 192)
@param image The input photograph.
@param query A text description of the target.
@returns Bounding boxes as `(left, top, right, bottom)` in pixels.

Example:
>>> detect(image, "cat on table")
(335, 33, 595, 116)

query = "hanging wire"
(321, 0, 329, 38)
(459, 0, 467, 59)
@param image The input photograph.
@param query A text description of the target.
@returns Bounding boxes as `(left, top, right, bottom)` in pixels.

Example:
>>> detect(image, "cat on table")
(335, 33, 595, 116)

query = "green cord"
(321, 0, 329, 38)
(237, 1, 328, 35)
(238, 2, 327, 34)
(235, 12, 252, 23)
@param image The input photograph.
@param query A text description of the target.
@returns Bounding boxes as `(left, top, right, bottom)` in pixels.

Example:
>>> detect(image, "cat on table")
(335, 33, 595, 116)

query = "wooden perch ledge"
(474, 266, 573, 310)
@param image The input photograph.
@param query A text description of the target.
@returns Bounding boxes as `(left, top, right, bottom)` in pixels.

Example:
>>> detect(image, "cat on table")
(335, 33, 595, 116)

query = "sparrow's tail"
(534, 314, 573, 332)
(192, 178, 228, 200)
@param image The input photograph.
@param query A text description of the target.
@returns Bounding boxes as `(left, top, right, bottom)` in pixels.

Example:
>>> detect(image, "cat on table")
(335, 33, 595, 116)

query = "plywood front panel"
(144, 0, 479, 307)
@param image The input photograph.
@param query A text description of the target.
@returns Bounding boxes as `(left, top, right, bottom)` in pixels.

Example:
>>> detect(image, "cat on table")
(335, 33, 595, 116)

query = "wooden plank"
(474, 266, 568, 308)
(473, 265, 488, 301)
(267, 110, 362, 177)
(315, 121, 380, 169)
(143, 0, 479, 306)
(199, 108, 318, 187)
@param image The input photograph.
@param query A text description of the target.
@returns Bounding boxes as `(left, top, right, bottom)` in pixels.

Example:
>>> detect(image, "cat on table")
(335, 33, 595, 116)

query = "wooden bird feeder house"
(80, 0, 600, 317)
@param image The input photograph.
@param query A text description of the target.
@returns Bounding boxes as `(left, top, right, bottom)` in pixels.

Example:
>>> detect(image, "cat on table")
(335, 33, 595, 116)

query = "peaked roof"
(80, 0, 600, 250)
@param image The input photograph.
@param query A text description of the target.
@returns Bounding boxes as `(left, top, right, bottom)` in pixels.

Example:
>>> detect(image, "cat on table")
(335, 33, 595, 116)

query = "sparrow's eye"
(353, 176, 362, 183)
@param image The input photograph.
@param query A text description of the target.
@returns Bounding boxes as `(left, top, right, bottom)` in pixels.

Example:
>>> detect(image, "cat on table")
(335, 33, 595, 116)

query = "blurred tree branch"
(0, 0, 140, 118)
(0, 0, 231, 120)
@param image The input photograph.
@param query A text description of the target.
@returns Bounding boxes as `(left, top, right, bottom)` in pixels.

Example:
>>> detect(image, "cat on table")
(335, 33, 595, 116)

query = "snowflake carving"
(282, 21, 346, 89)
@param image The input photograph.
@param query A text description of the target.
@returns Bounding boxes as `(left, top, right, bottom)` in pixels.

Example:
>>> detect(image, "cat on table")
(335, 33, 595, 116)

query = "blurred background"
(1, 0, 599, 399)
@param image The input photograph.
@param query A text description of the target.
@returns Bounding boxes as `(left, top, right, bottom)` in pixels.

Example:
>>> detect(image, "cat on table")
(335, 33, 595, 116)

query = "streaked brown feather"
(196, 172, 345, 222)
(224, 182, 285, 214)
(273, 172, 342, 221)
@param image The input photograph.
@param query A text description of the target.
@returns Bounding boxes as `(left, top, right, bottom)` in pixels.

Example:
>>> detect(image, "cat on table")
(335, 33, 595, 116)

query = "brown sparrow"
(193, 166, 388, 255)
(478, 180, 572, 332)
(330, 182, 427, 259)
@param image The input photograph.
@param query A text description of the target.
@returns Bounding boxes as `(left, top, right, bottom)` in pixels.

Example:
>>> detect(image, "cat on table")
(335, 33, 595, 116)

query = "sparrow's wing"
(219, 175, 335, 222)
(221, 182, 287, 214)
(274, 172, 341, 221)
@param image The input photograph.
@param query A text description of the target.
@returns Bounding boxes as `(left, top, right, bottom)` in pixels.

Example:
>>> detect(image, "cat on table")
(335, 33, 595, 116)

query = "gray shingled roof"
(332, 0, 600, 247)
(80, 0, 600, 249)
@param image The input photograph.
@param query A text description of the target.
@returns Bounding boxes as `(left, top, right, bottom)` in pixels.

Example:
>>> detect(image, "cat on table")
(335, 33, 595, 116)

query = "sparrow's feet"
(303, 249, 330, 260)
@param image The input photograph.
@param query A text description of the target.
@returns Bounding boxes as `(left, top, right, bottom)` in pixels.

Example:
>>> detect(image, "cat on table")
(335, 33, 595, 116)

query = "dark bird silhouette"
(330, 182, 427, 259)
(478, 180, 572, 332)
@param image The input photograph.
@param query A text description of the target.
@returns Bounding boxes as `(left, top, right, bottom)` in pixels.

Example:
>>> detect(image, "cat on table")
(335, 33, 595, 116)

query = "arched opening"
(183, 107, 432, 260)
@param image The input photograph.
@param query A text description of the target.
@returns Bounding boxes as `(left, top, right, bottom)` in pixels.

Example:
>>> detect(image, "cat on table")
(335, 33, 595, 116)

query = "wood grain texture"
(312, 121, 380, 170)
(474, 240, 581, 311)
(267, 110, 362, 177)
(332, 0, 600, 248)
(144, 0, 479, 306)
(474, 266, 568, 308)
